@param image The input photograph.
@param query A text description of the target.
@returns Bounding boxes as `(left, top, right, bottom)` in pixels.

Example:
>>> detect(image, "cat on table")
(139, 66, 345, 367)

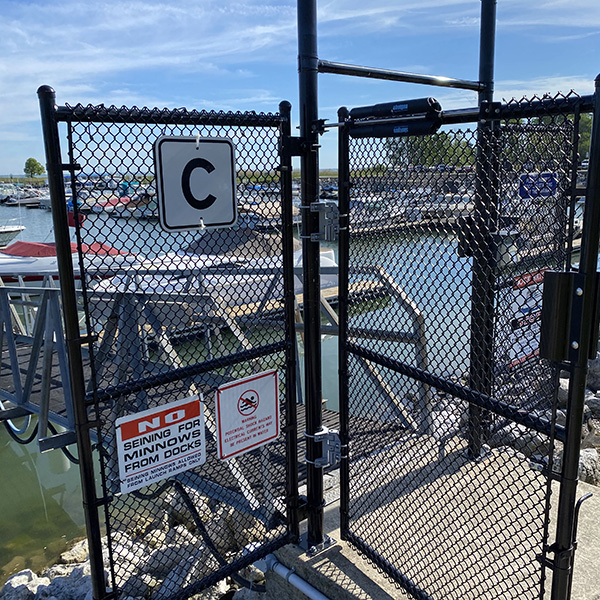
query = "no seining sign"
(115, 395, 206, 494)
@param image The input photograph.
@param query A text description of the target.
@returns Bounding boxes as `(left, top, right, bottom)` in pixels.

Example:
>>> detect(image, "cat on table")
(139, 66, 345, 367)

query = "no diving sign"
(115, 396, 206, 494)
(216, 370, 279, 460)
(154, 136, 237, 231)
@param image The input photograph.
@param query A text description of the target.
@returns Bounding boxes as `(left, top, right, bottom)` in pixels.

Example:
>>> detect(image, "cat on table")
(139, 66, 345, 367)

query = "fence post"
(37, 86, 107, 600)
(551, 74, 600, 600)
(468, 0, 498, 457)
(279, 100, 300, 541)
(337, 106, 351, 538)
(297, 0, 325, 546)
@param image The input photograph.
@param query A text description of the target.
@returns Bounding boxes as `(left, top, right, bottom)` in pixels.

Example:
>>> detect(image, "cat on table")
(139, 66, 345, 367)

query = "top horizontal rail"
(322, 94, 597, 130)
(54, 104, 285, 127)
(318, 59, 485, 92)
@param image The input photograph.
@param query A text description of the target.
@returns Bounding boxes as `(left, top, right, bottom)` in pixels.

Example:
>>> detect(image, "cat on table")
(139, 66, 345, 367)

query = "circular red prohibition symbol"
(238, 390, 259, 416)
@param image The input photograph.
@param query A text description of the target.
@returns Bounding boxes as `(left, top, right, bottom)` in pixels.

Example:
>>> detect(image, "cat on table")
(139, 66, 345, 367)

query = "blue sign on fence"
(518, 172, 558, 199)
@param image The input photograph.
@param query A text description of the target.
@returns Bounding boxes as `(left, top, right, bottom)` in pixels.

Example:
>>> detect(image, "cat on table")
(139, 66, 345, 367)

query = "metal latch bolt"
(304, 426, 341, 468)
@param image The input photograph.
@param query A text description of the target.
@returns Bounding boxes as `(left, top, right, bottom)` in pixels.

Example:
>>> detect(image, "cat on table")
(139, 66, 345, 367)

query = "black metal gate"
(39, 88, 299, 599)
(338, 91, 598, 599)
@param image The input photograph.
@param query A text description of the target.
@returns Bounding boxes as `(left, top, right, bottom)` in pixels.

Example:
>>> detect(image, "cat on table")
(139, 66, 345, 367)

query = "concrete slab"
(264, 440, 599, 600)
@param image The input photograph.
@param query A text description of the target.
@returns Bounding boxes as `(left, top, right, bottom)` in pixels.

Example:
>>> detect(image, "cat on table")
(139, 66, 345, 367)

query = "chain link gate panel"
(41, 93, 299, 599)
(338, 93, 590, 600)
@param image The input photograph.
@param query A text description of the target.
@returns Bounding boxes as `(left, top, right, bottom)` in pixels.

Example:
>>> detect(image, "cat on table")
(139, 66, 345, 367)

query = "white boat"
(89, 228, 338, 309)
(0, 223, 26, 248)
(0, 240, 137, 284)
(349, 195, 407, 227)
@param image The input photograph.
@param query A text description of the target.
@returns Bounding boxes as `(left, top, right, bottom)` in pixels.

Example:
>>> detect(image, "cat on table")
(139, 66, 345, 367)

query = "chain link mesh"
(341, 92, 585, 599)
(57, 103, 295, 598)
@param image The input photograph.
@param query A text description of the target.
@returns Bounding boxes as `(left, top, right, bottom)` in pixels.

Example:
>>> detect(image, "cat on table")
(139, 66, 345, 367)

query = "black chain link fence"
(339, 92, 585, 599)
(57, 103, 298, 598)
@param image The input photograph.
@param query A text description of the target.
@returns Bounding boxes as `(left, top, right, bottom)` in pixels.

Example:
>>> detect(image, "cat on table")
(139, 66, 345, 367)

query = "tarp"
(2, 240, 127, 257)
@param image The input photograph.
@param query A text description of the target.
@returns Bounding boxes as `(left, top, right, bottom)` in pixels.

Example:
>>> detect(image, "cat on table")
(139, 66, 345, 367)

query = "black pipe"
(551, 74, 600, 600)
(37, 86, 107, 600)
(337, 106, 351, 538)
(318, 60, 483, 92)
(467, 0, 497, 457)
(54, 105, 282, 128)
(279, 100, 300, 541)
(297, 0, 324, 546)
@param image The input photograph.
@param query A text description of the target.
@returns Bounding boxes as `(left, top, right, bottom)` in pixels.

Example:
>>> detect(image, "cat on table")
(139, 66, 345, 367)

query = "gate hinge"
(543, 542, 575, 571)
(298, 200, 340, 242)
(304, 426, 341, 468)
(540, 271, 600, 362)
(62, 163, 81, 171)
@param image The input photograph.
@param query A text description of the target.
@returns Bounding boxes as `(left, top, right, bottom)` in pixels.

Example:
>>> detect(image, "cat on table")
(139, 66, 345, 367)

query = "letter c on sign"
(181, 158, 217, 210)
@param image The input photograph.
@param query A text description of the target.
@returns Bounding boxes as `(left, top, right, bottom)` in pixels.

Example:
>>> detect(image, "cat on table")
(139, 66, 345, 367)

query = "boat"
(348, 195, 408, 227)
(90, 196, 131, 214)
(0, 223, 26, 248)
(89, 227, 338, 309)
(0, 240, 136, 284)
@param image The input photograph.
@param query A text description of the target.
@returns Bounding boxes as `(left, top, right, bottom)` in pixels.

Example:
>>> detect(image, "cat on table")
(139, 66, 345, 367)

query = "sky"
(1, 0, 599, 174)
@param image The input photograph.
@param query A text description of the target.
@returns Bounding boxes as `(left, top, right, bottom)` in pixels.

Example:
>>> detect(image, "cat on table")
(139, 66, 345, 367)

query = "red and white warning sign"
(115, 396, 206, 494)
(216, 370, 279, 460)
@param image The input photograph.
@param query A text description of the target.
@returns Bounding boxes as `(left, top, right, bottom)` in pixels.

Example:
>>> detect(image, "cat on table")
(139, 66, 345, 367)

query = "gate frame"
(336, 89, 599, 600)
(38, 86, 300, 600)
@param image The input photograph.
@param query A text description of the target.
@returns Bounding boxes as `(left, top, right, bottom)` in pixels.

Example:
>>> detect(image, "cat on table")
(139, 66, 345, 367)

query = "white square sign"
(154, 136, 237, 231)
(216, 370, 280, 460)
(115, 395, 206, 494)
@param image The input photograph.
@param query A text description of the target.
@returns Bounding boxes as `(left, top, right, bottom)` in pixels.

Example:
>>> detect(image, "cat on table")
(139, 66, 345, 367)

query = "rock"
(163, 526, 203, 549)
(162, 489, 212, 530)
(579, 448, 600, 486)
(237, 564, 265, 587)
(143, 528, 167, 549)
(0, 571, 50, 600)
(587, 357, 600, 392)
(35, 565, 92, 600)
(190, 580, 229, 600)
(41, 565, 80, 581)
(431, 409, 461, 440)
(139, 544, 204, 577)
(151, 550, 220, 600)
(202, 507, 236, 554)
(588, 395, 600, 416)
(488, 423, 550, 458)
(232, 587, 265, 599)
(557, 378, 569, 408)
(582, 421, 600, 449)
(110, 545, 142, 582)
(225, 512, 266, 551)
(120, 573, 158, 598)
(59, 541, 89, 565)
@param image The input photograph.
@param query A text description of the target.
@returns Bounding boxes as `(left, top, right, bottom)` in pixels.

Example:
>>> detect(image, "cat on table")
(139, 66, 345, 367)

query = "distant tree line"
(385, 113, 592, 171)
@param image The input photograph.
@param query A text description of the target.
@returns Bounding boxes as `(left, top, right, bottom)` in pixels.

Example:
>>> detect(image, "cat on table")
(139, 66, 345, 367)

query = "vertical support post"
(279, 100, 300, 541)
(297, 0, 324, 545)
(337, 106, 351, 538)
(551, 75, 600, 600)
(37, 86, 107, 600)
(468, 0, 497, 457)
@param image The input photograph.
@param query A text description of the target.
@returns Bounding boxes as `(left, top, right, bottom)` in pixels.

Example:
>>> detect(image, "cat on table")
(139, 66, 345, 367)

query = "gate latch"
(304, 426, 341, 468)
